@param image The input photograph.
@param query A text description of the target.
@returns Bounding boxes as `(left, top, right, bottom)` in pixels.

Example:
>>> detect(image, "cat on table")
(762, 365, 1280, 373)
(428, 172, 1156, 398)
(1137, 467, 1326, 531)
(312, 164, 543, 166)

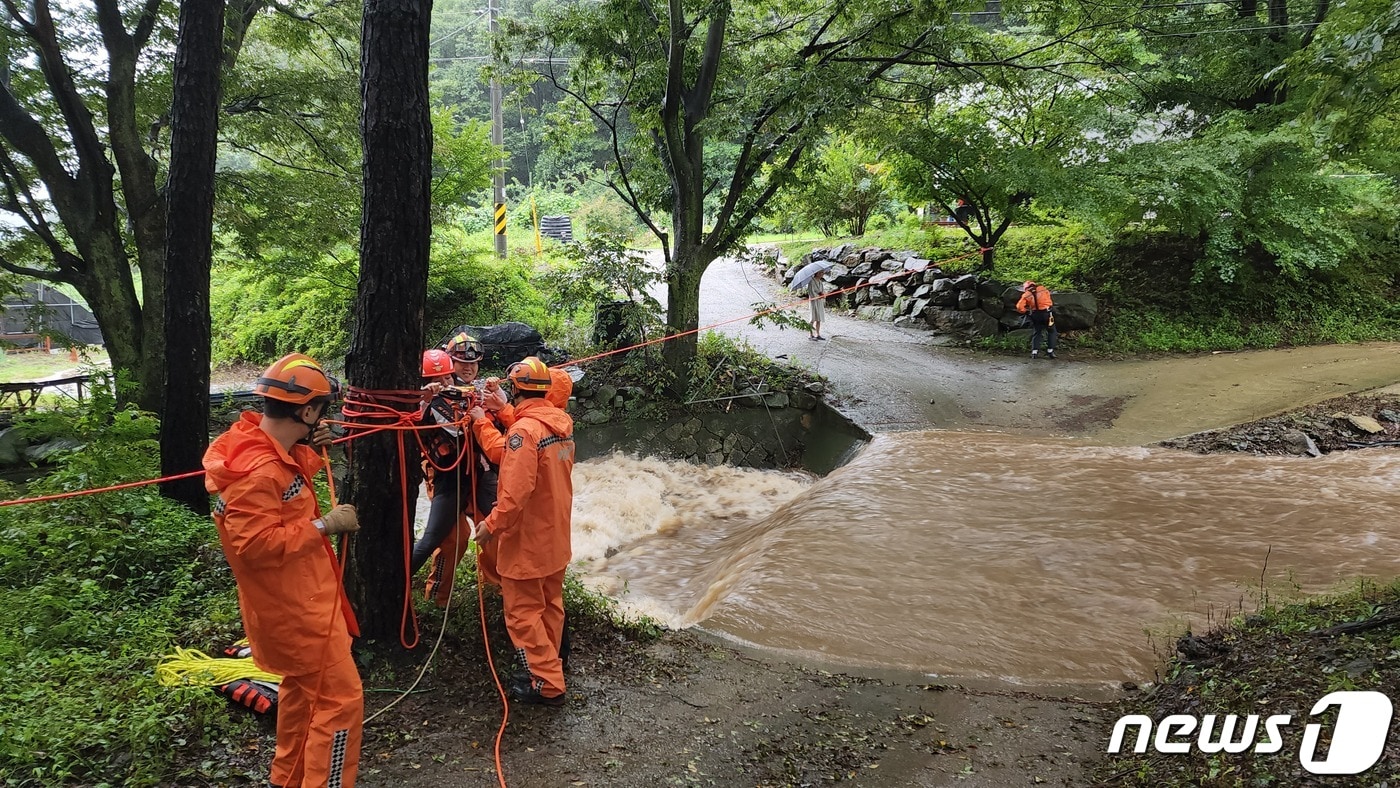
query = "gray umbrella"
(789, 260, 835, 291)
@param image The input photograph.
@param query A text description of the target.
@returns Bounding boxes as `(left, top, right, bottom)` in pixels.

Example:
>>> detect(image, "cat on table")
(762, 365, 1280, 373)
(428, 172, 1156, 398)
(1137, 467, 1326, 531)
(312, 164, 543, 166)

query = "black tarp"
(436, 322, 546, 368)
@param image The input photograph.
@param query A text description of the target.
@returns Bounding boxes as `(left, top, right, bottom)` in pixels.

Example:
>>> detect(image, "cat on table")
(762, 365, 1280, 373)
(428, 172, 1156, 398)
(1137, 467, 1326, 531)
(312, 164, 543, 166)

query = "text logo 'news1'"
(1107, 691, 1394, 776)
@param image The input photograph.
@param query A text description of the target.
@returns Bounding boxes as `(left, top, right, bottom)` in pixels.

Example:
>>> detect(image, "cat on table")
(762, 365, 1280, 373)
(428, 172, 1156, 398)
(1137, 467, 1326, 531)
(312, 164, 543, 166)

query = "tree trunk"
(662, 254, 707, 399)
(159, 0, 225, 512)
(68, 239, 145, 399)
(979, 246, 995, 271)
(346, 0, 433, 643)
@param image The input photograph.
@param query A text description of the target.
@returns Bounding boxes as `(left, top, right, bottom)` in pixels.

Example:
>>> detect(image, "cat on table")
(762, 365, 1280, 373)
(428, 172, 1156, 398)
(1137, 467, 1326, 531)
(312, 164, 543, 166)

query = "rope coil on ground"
(155, 647, 282, 687)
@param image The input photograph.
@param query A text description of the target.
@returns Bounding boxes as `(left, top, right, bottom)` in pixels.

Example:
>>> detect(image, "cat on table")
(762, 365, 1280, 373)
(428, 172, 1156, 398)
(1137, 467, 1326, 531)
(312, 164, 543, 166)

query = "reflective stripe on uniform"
(282, 475, 305, 502)
(328, 728, 349, 788)
(537, 435, 573, 451)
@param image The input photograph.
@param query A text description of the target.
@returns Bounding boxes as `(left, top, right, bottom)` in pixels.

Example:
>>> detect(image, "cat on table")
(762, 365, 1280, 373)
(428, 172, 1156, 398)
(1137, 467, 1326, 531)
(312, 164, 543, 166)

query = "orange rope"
(478, 554, 510, 788)
(0, 248, 982, 508)
(0, 469, 206, 507)
(0, 247, 984, 786)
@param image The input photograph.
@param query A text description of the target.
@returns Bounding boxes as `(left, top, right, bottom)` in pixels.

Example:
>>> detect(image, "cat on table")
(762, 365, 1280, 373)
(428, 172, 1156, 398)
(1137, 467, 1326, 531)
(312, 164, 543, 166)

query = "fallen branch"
(1313, 613, 1400, 637)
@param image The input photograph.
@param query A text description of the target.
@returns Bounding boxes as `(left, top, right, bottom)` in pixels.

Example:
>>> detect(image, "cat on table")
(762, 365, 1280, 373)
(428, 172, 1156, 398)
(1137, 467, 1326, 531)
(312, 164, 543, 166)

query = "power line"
(1141, 21, 1321, 37)
(429, 11, 487, 48)
(429, 56, 576, 63)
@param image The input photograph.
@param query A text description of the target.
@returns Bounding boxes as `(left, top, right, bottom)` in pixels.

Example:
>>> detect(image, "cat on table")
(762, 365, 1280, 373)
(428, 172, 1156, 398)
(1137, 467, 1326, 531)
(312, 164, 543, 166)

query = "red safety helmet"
(422, 349, 454, 378)
(445, 332, 485, 362)
(506, 356, 552, 392)
(254, 353, 339, 405)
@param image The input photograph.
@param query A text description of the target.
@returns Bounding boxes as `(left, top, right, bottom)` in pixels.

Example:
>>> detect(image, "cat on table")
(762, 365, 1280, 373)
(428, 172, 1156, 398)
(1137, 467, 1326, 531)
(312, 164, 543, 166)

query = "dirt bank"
(1095, 580, 1400, 787)
(358, 612, 1112, 787)
(203, 588, 1112, 787)
(1159, 390, 1400, 455)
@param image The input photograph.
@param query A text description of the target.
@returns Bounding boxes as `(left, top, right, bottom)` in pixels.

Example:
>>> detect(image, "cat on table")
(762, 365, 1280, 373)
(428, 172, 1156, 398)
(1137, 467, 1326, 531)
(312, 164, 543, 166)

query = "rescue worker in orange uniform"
(1016, 280, 1057, 359)
(412, 349, 503, 597)
(203, 353, 363, 788)
(473, 357, 575, 706)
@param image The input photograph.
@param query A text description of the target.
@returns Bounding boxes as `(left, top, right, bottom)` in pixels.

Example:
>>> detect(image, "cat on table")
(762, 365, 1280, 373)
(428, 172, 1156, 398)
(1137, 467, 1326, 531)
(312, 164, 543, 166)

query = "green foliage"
(1098, 578, 1400, 787)
(538, 231, 665, 337)
(562, 571, 663, 641)
(216, 2, 362, 267)
(0, 386, 247, 786)
(877, 36, 1129, 255)
(1090, 119, 1393, 284)
(687, 332, 822, 406)
(211, 252, 356, 366)
(431, 111, 497, 218)
(426, 227, 562, 343)
(771, 135, 898, 237)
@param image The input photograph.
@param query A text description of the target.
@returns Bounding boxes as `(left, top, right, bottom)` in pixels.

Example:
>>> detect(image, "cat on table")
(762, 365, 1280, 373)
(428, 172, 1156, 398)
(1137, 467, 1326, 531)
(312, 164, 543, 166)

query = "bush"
(212, 229, 567, 368)
(427, 227, 563, 344)
(0, 385, 248, 786)
(211, 251, 356, 366)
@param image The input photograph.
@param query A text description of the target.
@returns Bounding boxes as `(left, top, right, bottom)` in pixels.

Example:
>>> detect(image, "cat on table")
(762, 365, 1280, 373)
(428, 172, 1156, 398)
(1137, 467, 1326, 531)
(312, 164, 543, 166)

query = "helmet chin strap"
(294, 405, 324, 442)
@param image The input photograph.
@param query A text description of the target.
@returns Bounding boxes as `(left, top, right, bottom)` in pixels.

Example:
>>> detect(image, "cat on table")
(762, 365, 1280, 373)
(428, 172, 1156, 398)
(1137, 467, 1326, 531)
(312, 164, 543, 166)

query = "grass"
(1096, 577, 1400, 787)
(0, 348, 107, 384)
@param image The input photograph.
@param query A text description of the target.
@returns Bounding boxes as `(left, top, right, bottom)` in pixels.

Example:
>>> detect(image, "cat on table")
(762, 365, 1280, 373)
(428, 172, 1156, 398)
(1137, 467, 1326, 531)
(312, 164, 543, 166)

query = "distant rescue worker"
(473, 357, 575, 706)
(412, 349, 505, 602)
(1016, 280, 1057, 360)
(203, 353, 363, 788)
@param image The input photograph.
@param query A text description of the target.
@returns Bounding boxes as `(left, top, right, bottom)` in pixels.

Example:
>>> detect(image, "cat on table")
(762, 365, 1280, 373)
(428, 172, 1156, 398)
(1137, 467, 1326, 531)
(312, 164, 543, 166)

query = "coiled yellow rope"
(156, 646, 282, 688)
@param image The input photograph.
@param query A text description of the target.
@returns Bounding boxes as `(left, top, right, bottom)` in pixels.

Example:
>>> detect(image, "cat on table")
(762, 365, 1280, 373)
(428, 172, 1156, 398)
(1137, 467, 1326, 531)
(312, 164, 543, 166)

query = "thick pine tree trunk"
(346, 0, 433, 642)
(159, 0, 225, 512)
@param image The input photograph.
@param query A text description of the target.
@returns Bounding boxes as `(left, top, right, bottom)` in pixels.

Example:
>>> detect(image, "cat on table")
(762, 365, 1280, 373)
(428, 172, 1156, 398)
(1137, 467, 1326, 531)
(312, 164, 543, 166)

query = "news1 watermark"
(1107, 691, 1394, 775)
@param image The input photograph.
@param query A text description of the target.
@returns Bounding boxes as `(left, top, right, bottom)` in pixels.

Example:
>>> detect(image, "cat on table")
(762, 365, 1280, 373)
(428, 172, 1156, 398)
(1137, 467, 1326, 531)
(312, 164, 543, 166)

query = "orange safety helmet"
(445, 332, 485, 362)
(422, 348, 454, 378)
(506, 356, 552, 392)
(254, 353, 340, 405)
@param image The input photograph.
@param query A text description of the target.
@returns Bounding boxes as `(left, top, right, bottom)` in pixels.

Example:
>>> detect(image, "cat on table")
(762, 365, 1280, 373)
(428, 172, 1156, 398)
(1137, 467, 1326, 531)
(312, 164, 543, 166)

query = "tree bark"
(661, 256, 707, 399)
(159, 0, 226, 513)
(346, 0, 433, 642)
(0, 1, 265, 414)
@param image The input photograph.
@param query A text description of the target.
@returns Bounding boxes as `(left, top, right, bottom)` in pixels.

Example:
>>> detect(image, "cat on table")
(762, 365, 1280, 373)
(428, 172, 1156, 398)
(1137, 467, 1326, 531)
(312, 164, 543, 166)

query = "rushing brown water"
(574, 432, 1400, 687)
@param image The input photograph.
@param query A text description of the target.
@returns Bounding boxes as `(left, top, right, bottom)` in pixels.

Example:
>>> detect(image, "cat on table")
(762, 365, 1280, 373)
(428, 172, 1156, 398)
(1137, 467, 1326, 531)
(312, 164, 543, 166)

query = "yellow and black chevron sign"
(494, 203, 507, 235)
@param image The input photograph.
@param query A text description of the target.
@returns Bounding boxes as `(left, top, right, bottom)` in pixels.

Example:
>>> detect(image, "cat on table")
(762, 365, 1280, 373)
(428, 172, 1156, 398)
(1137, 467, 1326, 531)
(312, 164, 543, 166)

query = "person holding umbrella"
(790, 260, 835, 341)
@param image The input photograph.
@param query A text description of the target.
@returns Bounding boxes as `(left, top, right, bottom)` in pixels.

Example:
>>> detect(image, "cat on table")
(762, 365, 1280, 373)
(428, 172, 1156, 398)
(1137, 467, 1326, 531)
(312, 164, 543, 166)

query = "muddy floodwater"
(575, 432, 1400, 687)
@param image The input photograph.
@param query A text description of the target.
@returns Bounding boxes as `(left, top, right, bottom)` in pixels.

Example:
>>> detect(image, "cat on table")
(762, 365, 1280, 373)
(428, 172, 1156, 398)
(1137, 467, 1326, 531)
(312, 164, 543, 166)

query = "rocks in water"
(1281, 430, 1321, 457)
(1159, 394, 1400, 455)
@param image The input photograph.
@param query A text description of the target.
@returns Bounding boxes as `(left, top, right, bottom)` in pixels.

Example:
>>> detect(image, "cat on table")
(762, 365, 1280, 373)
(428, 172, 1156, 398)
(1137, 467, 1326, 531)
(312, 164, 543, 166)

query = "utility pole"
(490, 0, 507, 258)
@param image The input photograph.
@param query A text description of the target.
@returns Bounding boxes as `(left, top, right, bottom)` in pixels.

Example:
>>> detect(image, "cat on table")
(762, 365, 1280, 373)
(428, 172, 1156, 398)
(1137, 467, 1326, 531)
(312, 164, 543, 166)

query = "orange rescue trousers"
(424, 514, 501, 605)
(271, 655, 363, 788)
(501, 570, 567, 698)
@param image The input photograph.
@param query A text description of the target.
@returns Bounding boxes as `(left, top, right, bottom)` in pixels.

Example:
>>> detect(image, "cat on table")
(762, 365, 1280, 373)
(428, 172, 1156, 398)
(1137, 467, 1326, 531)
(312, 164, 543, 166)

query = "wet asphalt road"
(686, 252, 1400, 445)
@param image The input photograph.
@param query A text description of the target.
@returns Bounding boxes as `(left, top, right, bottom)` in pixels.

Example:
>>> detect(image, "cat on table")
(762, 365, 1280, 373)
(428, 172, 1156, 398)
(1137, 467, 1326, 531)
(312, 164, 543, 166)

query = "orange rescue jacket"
(1017, 286, 1053, 313)
(478, 398, 575, 580)
(204, 412, 358, 676)
(472, 368, 571, 460)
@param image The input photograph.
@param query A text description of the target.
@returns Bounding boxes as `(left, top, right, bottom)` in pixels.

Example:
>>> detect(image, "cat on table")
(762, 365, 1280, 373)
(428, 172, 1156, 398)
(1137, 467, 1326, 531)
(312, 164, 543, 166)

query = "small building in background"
(1, 282, 105, 349)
